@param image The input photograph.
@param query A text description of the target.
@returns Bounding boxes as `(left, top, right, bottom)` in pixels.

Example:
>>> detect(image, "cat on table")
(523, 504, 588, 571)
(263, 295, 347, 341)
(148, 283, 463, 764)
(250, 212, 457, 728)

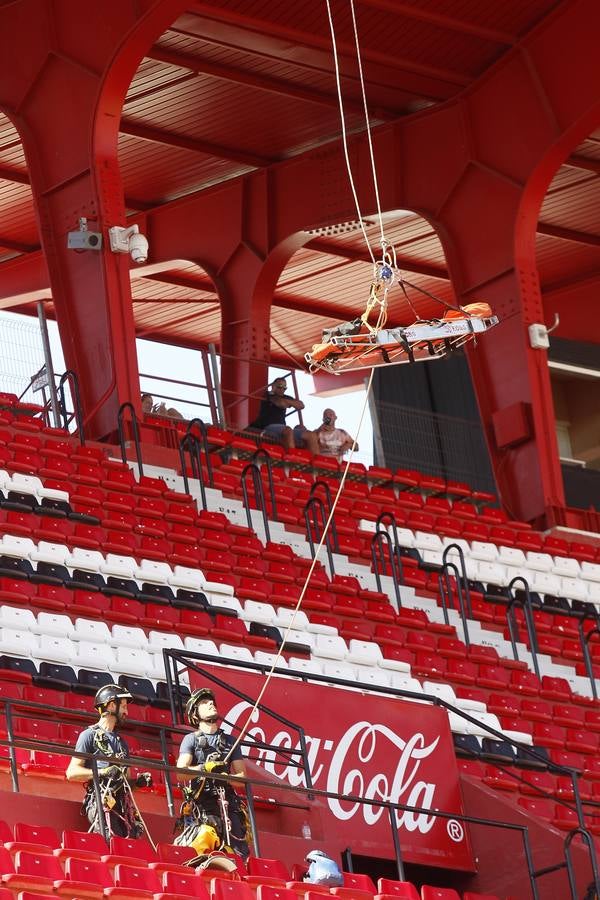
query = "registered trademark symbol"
(447, 819, 464, 842)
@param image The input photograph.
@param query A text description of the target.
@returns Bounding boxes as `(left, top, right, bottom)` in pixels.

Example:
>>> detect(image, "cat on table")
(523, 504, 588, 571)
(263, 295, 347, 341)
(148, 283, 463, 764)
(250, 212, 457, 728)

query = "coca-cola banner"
(194, 668, 474, 870)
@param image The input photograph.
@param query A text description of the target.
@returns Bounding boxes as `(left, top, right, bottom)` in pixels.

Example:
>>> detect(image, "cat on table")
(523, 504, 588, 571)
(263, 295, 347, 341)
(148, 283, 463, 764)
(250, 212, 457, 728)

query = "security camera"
(128, 232, 148, 264)
(108, 224, 149, 265)
(67, 217, 102, 251)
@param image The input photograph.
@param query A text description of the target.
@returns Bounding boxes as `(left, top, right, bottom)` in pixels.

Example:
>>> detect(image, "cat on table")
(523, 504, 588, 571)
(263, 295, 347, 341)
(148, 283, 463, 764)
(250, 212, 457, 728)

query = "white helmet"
(305, 850, 327, 863)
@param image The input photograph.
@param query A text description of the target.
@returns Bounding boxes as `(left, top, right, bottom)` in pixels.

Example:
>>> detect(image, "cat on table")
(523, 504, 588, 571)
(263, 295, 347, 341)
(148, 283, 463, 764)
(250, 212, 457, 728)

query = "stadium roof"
(0, 0, 598, 367)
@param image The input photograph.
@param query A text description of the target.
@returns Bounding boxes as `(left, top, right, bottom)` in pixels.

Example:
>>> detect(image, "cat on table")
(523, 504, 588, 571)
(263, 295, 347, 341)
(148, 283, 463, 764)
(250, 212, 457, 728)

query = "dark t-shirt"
(250, 392, 292, 429)
(179, 729, 243, 769)
(75, 725, 129, 772)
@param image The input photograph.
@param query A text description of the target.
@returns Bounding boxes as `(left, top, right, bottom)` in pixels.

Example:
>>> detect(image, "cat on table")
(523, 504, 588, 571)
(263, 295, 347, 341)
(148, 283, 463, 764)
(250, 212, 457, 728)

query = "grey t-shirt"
(75, 725, 129, 772)
(179, 729, 242, 767)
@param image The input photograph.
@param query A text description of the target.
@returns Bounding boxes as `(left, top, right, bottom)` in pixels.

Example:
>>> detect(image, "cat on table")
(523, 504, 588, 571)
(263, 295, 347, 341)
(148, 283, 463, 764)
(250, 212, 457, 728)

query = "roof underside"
(0, 0, 598, 366)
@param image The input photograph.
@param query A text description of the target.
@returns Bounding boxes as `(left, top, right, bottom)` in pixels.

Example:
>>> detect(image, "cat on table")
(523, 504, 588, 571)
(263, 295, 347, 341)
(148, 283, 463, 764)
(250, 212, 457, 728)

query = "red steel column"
(0, 0, 186, 438)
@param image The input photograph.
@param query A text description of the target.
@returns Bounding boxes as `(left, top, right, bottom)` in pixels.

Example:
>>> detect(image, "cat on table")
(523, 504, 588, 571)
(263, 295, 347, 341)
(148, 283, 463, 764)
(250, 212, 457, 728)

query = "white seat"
(75, 641, 117, 670)
(422, 680, 456, 705)
(378, 655, 411, 673)
(211, 596, 244, 617)
(34, 612, 74, 639)
(135, 559, 172, 584)
(561, 576, 588, 602)
(0, 605, 36, 630)
(111, 625, 147, 650)
(497, 546, 526, 568)
(73, 618, 111, 643)
(476, 561, 507, 587)
(183, 637, 219, 656)
(68, 547, 105, 572)
(0, 627, 37, 657)
(254, 651, 288, 670)
(421, 549, 443, 567)
(466, 711, 502, 738)
(148, 630, 184, 652)
(274, 608, 310, 631)
(9, 473, 43, 499)
(388, 674, 426, 699)
(321, 659, 357, 682)
(114, 646, 153, 678)
(29, 541, 70, 565)
(219, 643, 254, 663)
(530, 571, 562, 596)
(413, 531, 443, 552)
(37, 633, 75, 663)
(355, 666, 392, 689)
(346, 639, 383, 667)
(447, 711, 470, 734)
(282, 630, 314, 652)
(551, 555, 580, 578)
(582, 562, 600, 583)
(305, 620, 338, 636)
(526, 552, 554, 573)
(393, 527, 416, 548)
(1, 535, 36, 558)
(469, 541, 498, 562)
(587, 583, 600, 605)
(312, 634, 348, 660)
(147, 652, 169, 680)
(240, 600, 276, 624)
(100, 554, 137, 578)
(169, 565, 207, 591)
(0, 470, 11, 491)
(288, 657, 323, 676)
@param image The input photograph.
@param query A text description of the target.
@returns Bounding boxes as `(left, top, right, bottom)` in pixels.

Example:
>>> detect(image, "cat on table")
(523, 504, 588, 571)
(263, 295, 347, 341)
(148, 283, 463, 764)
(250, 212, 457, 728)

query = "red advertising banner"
(195, 668, 475, 871)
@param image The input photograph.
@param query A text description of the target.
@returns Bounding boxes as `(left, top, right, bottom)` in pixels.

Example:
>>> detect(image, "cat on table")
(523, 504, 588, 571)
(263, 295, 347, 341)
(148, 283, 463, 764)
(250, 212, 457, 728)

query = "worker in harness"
(174, 687, 250, 859)
(66, 684, 152, 839)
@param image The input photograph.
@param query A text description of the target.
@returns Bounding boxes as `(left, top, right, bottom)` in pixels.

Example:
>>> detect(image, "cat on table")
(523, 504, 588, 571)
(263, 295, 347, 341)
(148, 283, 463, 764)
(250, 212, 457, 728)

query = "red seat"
(212, 879, 255, 899)
(377, 878, 419, 899)
(421, 888, 460, 900)
(341, 871, 376, 893)
(105, 836, 157, 868)
(8, 822, 59, 854)
(3, 850, 63, 893)
(246, 856, 290, 883)
(106, 863, 162, 898)
(58, 829, 107, 862)
(162, 870, 211, 897)
(256, 888, 298, 900)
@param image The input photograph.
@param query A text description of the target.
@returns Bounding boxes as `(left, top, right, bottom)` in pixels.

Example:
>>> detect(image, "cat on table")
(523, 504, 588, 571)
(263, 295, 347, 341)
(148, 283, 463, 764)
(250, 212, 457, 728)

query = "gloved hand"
(98, 764, 125, 780)
(135, 772, 153, 789)
(201, 760, 227, 775)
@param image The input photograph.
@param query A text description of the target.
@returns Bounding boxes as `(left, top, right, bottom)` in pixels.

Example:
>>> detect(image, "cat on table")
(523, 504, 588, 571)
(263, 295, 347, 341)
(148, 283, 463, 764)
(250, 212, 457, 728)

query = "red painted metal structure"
(0, 1, 599, 523)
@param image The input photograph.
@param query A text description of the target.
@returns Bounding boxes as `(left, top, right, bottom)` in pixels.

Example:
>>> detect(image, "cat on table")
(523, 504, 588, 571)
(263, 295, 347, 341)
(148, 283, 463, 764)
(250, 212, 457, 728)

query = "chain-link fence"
(376, 400, 496, 494)
(0, 313, 46, 403)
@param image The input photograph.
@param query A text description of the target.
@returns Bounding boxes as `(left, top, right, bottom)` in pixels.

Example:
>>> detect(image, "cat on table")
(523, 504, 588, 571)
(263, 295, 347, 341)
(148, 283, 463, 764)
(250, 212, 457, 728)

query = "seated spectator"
(249, 378, 318, 453)
(141, 392, 184, 420)
(314, 408, 356, 461)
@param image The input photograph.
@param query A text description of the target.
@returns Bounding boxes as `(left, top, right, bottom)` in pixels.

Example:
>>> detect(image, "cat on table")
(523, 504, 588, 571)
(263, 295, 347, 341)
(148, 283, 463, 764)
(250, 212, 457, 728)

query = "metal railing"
(117, 401, 144, 476)
(241, 462, 271, 543)
(304, 495, 335, 578)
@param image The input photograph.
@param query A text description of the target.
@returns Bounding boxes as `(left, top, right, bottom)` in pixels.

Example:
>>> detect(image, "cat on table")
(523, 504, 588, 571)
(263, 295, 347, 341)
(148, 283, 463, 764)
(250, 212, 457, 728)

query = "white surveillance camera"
(129, 232, 149, 264)
(108, 224, 149, 264)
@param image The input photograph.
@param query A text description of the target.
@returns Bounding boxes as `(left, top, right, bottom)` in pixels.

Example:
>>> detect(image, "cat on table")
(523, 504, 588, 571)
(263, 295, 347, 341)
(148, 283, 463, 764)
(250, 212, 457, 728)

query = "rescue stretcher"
(305, 272, 499, 376)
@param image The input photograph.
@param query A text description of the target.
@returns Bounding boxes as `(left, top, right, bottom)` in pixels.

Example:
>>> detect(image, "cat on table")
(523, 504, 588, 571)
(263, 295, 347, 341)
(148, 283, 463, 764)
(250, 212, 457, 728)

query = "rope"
(324, 0, 376, 263)
(224, 367, 375, 764)
(349, 0, 386, 250)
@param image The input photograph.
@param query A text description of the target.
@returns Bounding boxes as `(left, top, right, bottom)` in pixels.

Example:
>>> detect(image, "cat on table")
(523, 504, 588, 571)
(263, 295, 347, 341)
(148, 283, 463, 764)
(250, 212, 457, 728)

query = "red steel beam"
(120, 118, 273, 168)
(359, 0, 516, 45)
(307, 237, 450, 280)
(148, 43, 396, 120)
(537, 222, 600, 247)
(0, 165, 29, 185)
(565, 154, 600, 175)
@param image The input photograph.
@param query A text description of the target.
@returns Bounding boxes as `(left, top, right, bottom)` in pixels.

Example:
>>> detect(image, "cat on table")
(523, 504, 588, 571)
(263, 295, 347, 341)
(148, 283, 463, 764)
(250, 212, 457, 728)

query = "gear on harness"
(81, 724, 145, 839)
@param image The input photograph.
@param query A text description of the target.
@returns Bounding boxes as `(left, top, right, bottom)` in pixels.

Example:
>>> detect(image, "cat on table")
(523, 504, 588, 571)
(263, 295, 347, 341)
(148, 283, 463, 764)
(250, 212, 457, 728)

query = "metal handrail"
(57, 369, 85, 444)
(251, 448, 277, 522)
(304, 495, 335, 578)
(371, 528, 402, 607)
(117, 401, 143, 476)
(442, 543, 472, 618)
(581, 621, 600, 701)
(186, 418, 214, 488)
(507, 576, 541, 680)
(439, 560, 470, 648)
(179, 431, 207, 509)
(241, 462, 271, 543)
(308, 480, 339, 552)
